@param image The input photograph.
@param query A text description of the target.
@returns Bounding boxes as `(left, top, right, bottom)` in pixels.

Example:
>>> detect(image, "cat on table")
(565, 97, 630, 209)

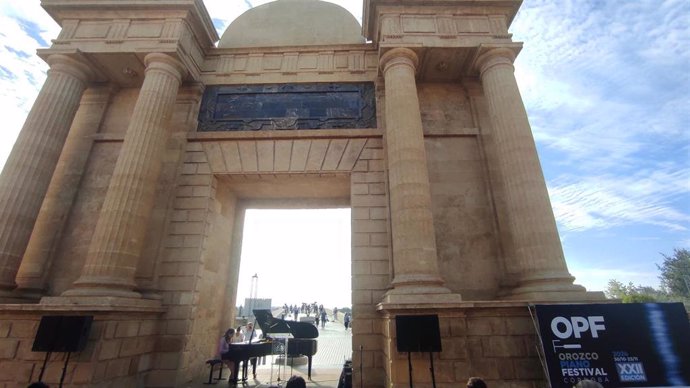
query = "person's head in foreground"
(574, 380, 604, 388)
(286, 375, 306, 388)
(467, 377, 487, 388)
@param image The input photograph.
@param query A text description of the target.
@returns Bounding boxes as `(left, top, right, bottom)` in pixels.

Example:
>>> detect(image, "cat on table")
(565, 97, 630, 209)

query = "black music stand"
(395, 315, 442, 388)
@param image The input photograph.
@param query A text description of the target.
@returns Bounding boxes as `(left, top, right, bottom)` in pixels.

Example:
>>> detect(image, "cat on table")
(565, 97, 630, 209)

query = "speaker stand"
(38, 351, 51, 382)
(407, 352, 413, 388)
(59, 351, 71, 388)
(359, 345, 364, 388)
(428, 352, 436, 388)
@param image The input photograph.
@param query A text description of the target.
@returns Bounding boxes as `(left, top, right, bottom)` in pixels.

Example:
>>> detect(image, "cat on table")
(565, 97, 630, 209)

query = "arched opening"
(235, 208, 353, 378)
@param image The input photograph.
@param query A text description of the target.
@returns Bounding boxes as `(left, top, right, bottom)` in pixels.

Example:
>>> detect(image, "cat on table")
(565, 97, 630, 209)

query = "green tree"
(605, 280, 663, 303)
(657, 248, 690, 297)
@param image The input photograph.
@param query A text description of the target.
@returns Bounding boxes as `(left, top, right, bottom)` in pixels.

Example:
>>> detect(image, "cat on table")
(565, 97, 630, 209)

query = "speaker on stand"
(395, 315, 442, 388)
(32, 315, 93, 387)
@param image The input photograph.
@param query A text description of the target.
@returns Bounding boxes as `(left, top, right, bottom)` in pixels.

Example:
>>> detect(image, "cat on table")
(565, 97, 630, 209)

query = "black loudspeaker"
(32, 315, 93, 352)
(395, 315, 442, 353)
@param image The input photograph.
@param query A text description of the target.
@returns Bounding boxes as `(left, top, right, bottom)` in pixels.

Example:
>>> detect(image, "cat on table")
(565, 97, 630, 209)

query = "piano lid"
(253, 309, 319, 339)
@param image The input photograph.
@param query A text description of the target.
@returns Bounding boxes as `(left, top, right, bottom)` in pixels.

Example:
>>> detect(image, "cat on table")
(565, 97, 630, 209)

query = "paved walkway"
(190, 314, 352, 388)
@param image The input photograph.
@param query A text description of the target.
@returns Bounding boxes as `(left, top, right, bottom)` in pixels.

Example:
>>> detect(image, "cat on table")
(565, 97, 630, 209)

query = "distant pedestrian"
(344, 312, 351, 330)
(467, 377, 487, 388)
(333, 307, 338, 321)
(320, 309, 327, 328)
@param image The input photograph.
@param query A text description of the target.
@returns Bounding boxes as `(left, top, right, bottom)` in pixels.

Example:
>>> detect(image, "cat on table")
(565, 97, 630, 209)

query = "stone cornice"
(202, 47, 380, 84)
(364, 0, 522, 43)
(41, 0, 218, 49)
(36, 0, 219, 86)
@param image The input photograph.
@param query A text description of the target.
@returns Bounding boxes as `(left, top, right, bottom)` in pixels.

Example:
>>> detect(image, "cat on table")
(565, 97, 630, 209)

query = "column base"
(62, 275, 141, 299)
(139, 291, 163, 300)
(0, 288, 36, 304)
(379, 284, 462, 306)
(501, 271, 606, 302)
(41, 295, 162, 309)
(8, 288, 43, 303)
(61, 286, 142, 299)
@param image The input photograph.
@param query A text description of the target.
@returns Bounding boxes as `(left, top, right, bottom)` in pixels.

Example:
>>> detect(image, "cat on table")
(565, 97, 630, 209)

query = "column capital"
(380, 47, 419, 75)
(475, 47, 516, 78)
(46, 54, 94, 84)
(144, 52, 187, 83)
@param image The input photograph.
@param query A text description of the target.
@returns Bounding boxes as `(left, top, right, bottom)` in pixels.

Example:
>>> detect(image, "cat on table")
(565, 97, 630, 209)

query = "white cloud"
(549, 166, 690, 232)
(0, 1, 59, 169)
(570, 266, 660, 293)
(512, 0, 690, 235)
(513, 0, 690, 153)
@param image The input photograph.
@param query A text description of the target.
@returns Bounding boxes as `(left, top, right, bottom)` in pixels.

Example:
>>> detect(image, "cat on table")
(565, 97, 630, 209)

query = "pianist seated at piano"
(217, 310, 320, 383)
(217, 328, 238, 380)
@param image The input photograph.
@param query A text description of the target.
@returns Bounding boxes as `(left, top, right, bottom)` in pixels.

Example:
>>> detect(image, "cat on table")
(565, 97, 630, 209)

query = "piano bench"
(204, 359, 224, 385)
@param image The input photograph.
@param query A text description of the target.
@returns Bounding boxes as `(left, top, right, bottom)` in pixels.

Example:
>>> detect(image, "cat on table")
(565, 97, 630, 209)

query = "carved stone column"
(476, 48, 585, 299)
(379, 48, 460, 304)
(62, 53, 185, 299)
(14, 86, 115, 299)
(0, 55, 92, 298)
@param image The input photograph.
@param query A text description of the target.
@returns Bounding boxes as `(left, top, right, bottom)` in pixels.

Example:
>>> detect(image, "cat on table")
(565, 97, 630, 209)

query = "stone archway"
(155, 134, 388, 382)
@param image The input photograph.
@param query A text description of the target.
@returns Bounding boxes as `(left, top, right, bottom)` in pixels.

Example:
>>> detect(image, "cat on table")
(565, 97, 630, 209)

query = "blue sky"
(0, 0, 687, 297)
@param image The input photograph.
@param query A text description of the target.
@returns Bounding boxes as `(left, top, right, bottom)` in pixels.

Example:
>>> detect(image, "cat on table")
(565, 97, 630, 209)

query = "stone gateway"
(0, 0, 603, 387)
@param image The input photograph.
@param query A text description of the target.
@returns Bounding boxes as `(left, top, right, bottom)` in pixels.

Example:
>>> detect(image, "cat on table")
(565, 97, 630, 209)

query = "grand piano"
(221, 340, 272, 382)
(220, 309, 319, 381)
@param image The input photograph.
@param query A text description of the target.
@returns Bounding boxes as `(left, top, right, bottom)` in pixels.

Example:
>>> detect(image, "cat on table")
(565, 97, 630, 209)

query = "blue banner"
(535, 303, 690, 387)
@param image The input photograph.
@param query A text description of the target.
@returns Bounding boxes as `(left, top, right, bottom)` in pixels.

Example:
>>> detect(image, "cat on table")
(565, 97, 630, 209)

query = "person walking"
(344, 312, 351, 330)
(320, 309, 327, 329)
(333, 306, 338, 321)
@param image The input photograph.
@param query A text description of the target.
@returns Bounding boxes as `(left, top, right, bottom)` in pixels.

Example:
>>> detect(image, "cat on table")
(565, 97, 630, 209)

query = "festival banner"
(534, 303, 690, 387)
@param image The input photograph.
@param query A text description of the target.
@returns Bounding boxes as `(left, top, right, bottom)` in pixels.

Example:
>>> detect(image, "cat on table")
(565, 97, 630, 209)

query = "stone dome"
(218, 0, 365, 48)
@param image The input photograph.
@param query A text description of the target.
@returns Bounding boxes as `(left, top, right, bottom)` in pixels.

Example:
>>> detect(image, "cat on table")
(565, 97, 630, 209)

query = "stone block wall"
(380, 303, 546, 388)
(350, 137, 389, 387)
(0, 308, 163, 387)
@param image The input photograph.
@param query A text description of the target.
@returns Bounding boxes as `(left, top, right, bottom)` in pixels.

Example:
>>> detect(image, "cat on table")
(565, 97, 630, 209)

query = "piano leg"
(307, 356, 313, 379)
